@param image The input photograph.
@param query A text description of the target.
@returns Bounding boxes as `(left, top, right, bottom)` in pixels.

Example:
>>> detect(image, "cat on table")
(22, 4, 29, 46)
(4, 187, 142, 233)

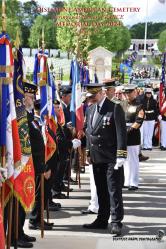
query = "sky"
(20, 0, 166, 26)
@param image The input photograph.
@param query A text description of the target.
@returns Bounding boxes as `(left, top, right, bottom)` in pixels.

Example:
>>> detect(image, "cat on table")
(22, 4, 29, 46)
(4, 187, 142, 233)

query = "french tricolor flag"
(70, 59, 84, 132)
(0, 32, 21, 204)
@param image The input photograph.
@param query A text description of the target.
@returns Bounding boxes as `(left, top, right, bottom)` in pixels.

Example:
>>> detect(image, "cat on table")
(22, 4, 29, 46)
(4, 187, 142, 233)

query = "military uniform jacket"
(142, 96, 158, 121)
(85, 97, 127, 164)
(123, 99, 144, 146)
(27, 113, 45, 175)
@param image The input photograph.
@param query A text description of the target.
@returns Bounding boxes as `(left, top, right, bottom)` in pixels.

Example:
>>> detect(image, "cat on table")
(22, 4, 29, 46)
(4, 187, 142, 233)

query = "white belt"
(126, 123, 133, 126)
(145, 110, 154, 113)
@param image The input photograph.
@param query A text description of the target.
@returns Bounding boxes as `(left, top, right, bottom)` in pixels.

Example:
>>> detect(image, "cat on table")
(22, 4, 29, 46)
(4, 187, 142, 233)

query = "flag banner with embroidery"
(0, 32, 21, 205)
(13, 46, 35, 212)
(33, 50, 56, 162)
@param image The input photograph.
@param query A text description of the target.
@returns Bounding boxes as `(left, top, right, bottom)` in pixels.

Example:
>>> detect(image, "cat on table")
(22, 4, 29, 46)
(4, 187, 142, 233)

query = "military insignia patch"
(18, 117, 31, 156)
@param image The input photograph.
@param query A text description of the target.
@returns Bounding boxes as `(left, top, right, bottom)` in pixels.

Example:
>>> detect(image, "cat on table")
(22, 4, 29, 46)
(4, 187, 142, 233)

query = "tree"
(56, 0, 131, 60)
(130, 22, 166, 39)
(20, 0, 40, 47)
(0, 0, 22, 42)
(28, 15, 57, 49)
(158, 30, 166, 52)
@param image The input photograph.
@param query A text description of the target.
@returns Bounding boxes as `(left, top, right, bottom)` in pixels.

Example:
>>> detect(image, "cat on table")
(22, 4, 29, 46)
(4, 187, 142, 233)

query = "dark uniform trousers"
(85, 98, 127, 226)
(4, 198, 26, 241)
(93, 163, 124, 224)
(30, 175, 51, 223)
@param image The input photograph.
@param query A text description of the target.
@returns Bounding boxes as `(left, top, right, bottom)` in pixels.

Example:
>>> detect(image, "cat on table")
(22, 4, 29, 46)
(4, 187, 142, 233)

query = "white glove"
(72, 139, 81, 149)
(114, 158, 126, 170)
(0, 167, 7, 186)
(158, 115, 162, 121)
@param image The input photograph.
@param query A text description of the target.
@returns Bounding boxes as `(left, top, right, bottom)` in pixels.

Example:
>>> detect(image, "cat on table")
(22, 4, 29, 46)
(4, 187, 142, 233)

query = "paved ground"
(22, 148, 166, 249)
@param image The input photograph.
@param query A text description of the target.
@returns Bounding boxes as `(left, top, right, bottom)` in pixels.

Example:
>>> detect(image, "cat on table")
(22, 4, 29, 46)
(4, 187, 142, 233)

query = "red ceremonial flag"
(13, 45, 35, 211)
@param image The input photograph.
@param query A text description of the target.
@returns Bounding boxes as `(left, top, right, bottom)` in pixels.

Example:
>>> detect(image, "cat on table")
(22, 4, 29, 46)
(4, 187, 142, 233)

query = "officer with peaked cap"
(102, 78, 117, 101)
(83, 83, 127, 235)
(122, 85, 145, 191)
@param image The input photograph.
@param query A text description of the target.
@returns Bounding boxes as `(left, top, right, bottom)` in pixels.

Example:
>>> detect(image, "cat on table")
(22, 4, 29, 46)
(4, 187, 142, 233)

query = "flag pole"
(1, 0, 7, 215)
(41, 27, 45, 239)
(2, 1, 14, 247)
(13, 31, 21, 249)
(2, 0, 6, 33)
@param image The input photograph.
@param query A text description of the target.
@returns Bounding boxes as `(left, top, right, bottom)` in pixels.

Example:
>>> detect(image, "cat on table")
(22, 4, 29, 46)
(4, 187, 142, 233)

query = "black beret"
(23, 80, 37, 94)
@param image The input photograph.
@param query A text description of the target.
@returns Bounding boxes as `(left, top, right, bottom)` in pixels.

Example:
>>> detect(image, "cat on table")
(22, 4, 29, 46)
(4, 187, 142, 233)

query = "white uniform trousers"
(140, 122, 144, 147)
(143, 120, 155, 149)
(124, 145, 140, 187)
(88, 164, 99, 213)
(160, 120, 166, 147)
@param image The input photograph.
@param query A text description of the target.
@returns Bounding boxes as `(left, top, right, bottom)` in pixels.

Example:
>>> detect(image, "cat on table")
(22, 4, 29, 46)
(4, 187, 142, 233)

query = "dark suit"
(27, 114, 46, 224)
(86, 97, 127, 225)
(62, 102, 71, 124)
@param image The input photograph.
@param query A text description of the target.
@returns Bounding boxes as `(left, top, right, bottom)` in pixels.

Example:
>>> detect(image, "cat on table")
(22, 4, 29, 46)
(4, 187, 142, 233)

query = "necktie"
(92, 105, 100, 128)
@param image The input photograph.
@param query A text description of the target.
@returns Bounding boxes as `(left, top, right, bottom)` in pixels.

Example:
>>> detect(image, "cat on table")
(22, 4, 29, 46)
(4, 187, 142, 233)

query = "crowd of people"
(1, 76, 166, 248)
(131, 66, 160, 79)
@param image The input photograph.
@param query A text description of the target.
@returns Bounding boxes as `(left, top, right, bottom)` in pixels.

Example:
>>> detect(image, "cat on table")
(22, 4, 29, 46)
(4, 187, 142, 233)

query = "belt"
(126, 122, 133, 126)
(145, 110, 154, 113)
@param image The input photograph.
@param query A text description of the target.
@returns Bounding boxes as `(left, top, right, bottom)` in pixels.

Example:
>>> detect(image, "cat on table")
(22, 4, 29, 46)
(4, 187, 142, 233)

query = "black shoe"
(52, 192, 67, 199)
(11, 240, 33, 248)
(64, 177, 78, 185)
(49, 200, 61, 209)
(44, 220, 54, 226)
(139, 154, 149, 162)
(81, 209, 97, 214)
(61, 185, 73, 192)
(128, 186, 138, 191)
(29, 222, 53, 230)
(123, 186, 129, 189)
(109, 223, 122, 235)
(142, 148, 152, 151)
(49, 201, 60, 211)
(83, 219, 108, 229)
(22, 234, 36, 242)
(160, 146, 166, 151)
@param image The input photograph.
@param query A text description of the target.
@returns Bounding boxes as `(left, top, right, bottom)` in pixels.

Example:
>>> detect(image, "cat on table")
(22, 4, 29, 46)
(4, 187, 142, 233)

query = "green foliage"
(130, 22, 166, 39)
(28, 15, 57, 49)
(158, 29, 166, 52)
(56, 0, 131, 60)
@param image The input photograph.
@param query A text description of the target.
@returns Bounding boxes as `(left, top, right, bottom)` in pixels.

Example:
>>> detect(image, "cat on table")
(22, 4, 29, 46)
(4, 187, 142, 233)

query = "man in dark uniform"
(102, 78, 117, 101)
(122, 85, 145, 190)
(27, 99, 53, 230)
(9, 81, 37, 248)
(60, 86, 72, 124)
(83, 84, 127, 235)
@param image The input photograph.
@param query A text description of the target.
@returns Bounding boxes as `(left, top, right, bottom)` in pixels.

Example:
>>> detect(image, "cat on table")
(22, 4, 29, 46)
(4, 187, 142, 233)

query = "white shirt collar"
(98, 97, 106, 109)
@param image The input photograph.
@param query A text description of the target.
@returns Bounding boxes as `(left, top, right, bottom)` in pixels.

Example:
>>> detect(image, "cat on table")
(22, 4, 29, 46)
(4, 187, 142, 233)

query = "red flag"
(13, 46, 35, 211)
